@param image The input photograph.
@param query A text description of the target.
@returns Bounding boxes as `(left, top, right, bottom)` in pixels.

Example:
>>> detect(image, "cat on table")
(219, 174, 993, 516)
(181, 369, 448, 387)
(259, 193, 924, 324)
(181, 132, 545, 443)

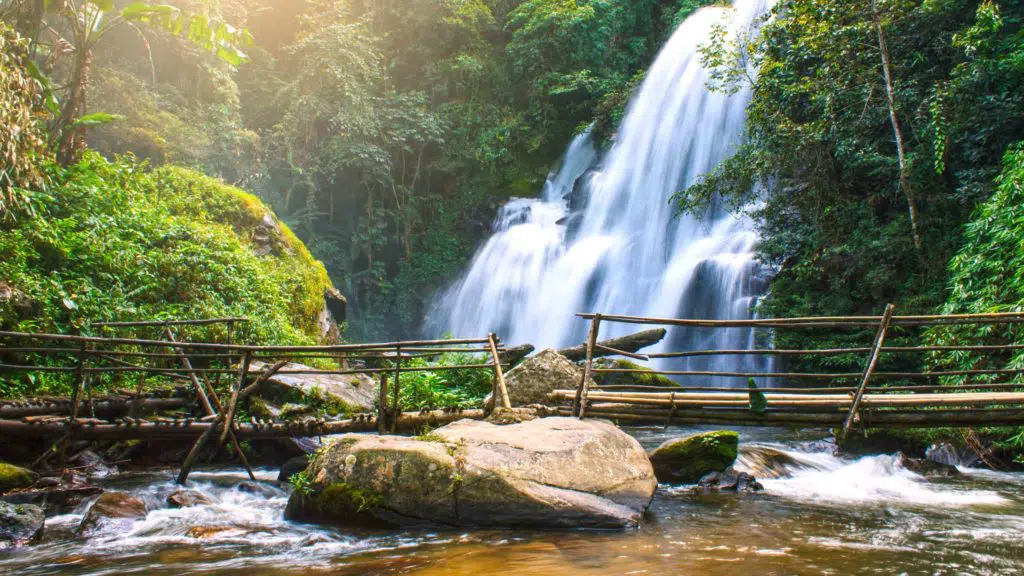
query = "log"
(499, 344, 535, 366)
(0, 397, 187, 419)
(558, 328, 666, 362)
(0, 409, 486, 439)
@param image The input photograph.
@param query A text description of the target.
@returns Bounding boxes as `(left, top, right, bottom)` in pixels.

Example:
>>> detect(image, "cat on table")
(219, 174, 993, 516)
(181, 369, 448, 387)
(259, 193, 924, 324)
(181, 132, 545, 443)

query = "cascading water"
(427, 0, 775, 380)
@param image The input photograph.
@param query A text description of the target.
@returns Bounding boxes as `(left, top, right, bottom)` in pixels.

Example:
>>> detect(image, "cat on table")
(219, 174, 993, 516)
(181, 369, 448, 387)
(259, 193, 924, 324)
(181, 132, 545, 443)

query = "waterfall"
(427, 0, 774, 379)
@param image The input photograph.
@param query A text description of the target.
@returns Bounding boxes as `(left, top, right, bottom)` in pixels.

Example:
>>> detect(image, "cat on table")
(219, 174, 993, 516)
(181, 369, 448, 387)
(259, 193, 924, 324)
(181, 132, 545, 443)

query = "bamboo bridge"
(2, 306, 1024, 482)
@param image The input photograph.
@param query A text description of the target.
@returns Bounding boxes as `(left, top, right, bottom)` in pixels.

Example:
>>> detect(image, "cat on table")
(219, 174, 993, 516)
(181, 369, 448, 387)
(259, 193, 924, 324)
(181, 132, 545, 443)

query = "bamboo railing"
(568, 306, 1024, 442)
(0, 318, 510, 483)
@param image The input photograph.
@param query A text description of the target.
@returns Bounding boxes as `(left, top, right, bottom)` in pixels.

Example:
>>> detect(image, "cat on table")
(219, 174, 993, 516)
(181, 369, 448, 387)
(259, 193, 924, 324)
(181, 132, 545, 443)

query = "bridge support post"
(574, 314, 602, 418)
(489, 333, 512, 410)
(840, 303, 896, 445)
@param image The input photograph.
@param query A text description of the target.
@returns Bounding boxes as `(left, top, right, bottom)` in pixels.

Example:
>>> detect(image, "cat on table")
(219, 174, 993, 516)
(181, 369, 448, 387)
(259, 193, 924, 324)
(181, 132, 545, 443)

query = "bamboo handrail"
(576, 310, 1024, 328)
(92, 318, 249, 328)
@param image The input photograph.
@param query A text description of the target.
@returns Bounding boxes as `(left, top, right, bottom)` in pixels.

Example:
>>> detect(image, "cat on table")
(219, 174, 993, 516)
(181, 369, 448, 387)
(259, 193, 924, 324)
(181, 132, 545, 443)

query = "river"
(4, 426, 1023, 575)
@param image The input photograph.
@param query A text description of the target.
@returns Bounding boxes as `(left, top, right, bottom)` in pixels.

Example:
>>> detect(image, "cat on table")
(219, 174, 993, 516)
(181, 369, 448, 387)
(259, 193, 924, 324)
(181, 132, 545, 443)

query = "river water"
(4, 426, 1023, 575)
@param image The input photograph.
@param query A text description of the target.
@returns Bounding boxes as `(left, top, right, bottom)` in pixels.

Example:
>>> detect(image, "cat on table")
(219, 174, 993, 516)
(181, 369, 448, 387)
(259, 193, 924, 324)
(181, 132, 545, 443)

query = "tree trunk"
(874, 6, 922, 254)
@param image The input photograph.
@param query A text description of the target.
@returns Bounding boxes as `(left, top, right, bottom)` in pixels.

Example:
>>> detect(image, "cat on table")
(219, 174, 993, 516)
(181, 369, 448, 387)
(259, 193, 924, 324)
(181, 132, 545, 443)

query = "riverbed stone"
(0, 501, 44, 547)
(250, 360, 377, 414)
(278, 456, 310, 482)
(0, 462, 38, 493)
(285, 417, 656, 529)
(897, 452, 961, 477)
(697, 467, 763, 492)
(486, 349, 588, 409)
(79, 492, 148, 533)
(167, 490, 214, 508)
(648, 430, 739, 484)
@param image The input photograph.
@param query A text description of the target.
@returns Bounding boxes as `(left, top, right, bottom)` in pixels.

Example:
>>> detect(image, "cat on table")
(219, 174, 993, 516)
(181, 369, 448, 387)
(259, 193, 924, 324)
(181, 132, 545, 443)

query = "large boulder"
(250, 360, 377, 413)
(286, 417, 656, 529)
(648, 431, 739, 484)
(0, 462, 38, 493)
(486, 349, 587, 408)
(78, 492, 148, 533)
(0, 501, 44, 547)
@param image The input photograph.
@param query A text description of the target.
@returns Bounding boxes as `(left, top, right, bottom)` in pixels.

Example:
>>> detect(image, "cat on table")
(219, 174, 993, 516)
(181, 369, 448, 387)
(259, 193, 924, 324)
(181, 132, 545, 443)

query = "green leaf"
(748, 378, 767, 415)
(68, 112, 127, 128)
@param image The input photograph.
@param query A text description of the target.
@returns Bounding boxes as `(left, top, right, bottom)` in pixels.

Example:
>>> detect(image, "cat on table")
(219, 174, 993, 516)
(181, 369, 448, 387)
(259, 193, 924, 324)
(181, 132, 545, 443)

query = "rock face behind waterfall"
(285, 417, 656, 529)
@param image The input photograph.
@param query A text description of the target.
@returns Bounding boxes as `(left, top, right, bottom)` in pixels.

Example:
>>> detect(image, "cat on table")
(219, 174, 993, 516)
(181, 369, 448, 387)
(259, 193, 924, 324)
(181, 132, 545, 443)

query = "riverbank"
(3, 425, 1023, 575)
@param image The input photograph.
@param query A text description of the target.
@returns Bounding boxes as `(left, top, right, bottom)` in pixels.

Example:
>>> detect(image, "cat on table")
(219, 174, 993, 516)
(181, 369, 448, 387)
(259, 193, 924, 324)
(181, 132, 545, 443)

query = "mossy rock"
(0, 462, 38, 493)
(592, 359, 679, 388)
(286, 417, 657, 529)
(648, 431, 739, 484)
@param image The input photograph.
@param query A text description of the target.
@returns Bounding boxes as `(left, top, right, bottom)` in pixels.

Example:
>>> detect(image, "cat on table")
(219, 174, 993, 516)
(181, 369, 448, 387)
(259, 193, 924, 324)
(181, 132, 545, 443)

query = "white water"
(428, 0, 774, 379)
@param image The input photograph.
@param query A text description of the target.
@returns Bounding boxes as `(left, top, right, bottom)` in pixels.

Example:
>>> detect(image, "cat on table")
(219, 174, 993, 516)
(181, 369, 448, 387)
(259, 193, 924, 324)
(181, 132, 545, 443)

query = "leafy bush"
(0, 152, 336, 395)
(396, 352, 494, 410)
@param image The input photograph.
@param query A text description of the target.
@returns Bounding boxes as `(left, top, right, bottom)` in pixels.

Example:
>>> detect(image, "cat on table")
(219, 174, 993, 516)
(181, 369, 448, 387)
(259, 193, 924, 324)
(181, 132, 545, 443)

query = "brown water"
(4, 426, 1024, 576)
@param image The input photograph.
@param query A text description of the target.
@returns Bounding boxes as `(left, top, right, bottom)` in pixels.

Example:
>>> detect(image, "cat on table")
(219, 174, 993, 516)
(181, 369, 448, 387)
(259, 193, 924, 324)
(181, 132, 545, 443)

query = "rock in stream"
(286, 417, 656, 529)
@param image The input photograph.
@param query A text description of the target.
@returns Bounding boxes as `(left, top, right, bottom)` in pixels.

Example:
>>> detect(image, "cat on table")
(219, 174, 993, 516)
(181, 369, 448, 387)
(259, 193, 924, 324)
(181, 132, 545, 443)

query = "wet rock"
(0, 462, 38, 493)
(71, 450, 114, 478)
(186, 525, 242, 539)
(0, 501, 44, 547)
(278, 456, 310, 483)
(697, 467, 763, 492)
(736, 445, 805, 479)
(648, 431, 739, 484)
(79, 492, 148, 533)
(926, 442, 980, 468)
(34, 477, 61, 489)
(485, 349, 588, 409)
(286, 417, 656, 529)
(897, 452, 960, 477)
(250, 360, 377, 413)
(1, 485, 103, 516)
(237, 481, 285, 498)
(166, 490, 214, 508)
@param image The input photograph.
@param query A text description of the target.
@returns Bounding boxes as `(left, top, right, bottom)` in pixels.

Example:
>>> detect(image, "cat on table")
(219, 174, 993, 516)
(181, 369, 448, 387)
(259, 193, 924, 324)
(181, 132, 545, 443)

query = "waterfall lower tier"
(427, 0, 775, 380)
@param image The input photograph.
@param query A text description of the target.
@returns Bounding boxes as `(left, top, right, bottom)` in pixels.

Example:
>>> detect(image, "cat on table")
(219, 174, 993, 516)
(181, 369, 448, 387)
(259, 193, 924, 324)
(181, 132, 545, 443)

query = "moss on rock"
(648, 430, 739, 484)
(0, 462, 37, 493)
(592, 359, 679, 388)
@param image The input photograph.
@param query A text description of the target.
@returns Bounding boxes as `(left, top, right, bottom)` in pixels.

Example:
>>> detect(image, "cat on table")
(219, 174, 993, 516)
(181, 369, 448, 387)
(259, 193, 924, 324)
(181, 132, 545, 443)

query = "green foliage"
(0, 152, 334, 395)
(289, 470, 314, 496)
(397, 351, 494, 410)
(748, 378, 767, 415)
(680, 0, 1024, 378)
(0, 22, 50, 217)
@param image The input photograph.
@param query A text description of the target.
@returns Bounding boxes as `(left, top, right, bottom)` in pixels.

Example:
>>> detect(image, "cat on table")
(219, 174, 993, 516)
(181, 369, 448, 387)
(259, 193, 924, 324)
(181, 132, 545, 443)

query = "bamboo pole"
(489, 333, 511, 410)
(390, 346, 401, 434)
(575, 313, 601, 418)
(576, 310, 1024, 328)
(378, 373, 388, 434)
(93, 318, 249, 328)
(57, 340, 88, 470)
(842, 304, 895, 442)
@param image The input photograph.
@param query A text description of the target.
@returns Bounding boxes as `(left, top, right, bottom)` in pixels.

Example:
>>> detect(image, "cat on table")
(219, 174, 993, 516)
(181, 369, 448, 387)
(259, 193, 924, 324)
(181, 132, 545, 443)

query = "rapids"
(4, 427, 1024, 575)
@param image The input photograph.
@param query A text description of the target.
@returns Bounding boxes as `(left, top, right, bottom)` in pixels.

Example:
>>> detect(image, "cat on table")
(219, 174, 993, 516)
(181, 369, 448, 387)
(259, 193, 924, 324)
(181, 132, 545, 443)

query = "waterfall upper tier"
(428, 0, 774, 376)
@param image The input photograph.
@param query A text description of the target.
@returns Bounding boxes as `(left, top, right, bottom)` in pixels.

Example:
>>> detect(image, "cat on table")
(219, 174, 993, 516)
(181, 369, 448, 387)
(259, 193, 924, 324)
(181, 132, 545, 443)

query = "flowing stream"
(427, 0, 774, 381)
(4, 427, 1024, 575)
